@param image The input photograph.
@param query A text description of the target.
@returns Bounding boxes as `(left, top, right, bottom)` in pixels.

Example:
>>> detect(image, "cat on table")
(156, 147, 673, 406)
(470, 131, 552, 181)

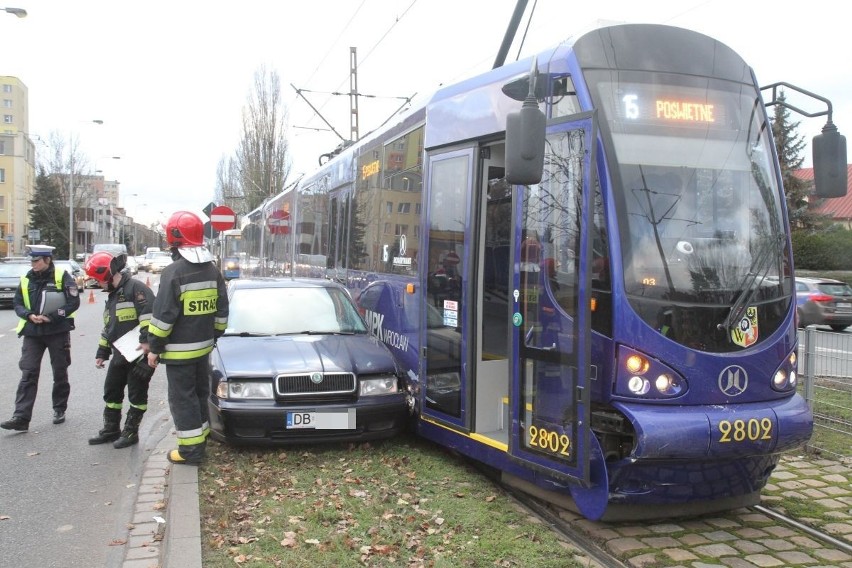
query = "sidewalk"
(119, 419, 201, 568)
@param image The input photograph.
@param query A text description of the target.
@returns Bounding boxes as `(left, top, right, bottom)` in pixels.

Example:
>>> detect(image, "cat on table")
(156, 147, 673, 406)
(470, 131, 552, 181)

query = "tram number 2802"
(527, 424, 572, 458)
(717, 417, 773, 443)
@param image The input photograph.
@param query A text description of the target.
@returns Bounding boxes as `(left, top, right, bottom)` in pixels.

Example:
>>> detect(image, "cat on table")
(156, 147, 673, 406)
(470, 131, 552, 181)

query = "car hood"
(214, 333, 397, 377)
(0, 277, 21, 290)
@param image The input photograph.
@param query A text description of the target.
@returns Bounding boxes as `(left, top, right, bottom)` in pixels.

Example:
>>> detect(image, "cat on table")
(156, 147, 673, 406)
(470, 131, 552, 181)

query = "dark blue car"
(208, 278, 410, 445)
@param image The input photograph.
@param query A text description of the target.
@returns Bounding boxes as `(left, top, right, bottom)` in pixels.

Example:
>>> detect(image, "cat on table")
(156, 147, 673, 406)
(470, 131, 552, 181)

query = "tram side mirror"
(505, 61, 546, 185)
(812, 121, 848, 198)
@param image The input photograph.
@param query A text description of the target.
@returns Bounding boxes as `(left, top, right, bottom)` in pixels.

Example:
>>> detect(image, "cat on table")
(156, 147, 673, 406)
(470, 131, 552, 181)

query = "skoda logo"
(310, 372, 323, 385)
(718, 365, 748, 397)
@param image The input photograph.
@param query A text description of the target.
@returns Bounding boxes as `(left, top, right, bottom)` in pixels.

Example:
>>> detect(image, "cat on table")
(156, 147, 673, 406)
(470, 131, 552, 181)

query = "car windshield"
(225, 286, 368, 336)
(0, 262, 30, 277)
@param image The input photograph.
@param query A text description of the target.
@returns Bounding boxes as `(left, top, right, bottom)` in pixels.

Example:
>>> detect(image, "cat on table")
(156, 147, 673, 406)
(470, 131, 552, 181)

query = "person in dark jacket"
(1, 245, 81, 431)
(147, 211, 228, 465)
(84, 251, 157, 448)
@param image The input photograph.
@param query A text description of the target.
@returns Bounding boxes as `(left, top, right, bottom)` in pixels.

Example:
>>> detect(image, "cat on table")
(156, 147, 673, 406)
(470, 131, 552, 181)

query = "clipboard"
(38, 290, 67, 315)
(112, 325, 144, 362)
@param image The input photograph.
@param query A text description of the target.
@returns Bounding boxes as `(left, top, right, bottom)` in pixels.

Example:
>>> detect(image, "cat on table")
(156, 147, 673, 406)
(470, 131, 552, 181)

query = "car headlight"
(217, 381, 274, 399)
(359, 375, 399, 396)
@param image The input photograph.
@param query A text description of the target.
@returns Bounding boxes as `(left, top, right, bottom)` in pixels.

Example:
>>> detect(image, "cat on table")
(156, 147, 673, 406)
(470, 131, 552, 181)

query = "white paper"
(112, 325, 143, 362)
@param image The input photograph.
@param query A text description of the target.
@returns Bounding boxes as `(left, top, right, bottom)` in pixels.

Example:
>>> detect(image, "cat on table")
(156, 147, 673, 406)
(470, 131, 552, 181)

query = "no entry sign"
(210, 205, 236, 231)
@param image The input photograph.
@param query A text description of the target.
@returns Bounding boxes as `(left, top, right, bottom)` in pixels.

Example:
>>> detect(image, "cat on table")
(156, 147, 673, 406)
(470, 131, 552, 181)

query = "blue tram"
(216, 229, 243, 280)
(240, 23, 847, 520)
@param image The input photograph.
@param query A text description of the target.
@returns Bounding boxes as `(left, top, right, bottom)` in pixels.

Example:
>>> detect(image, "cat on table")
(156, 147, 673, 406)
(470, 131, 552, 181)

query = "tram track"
(751, 504, 852, 555)
(500, 485, 628, 568)
(498, 478, 852, 568)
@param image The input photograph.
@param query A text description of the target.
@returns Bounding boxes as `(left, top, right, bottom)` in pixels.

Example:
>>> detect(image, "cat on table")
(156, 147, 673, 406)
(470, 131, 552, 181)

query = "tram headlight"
(772, 369, 788, 390)
(617, 345, 687, 399)
(626, 354, 650, 375)
(770, 350, 798, 392)
(654, 373, 683, 395)
(627, 376, 650, 395)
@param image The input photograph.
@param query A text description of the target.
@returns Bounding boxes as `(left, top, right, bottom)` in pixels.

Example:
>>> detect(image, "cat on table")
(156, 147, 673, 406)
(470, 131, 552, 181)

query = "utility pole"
(350, 47, 359, 142)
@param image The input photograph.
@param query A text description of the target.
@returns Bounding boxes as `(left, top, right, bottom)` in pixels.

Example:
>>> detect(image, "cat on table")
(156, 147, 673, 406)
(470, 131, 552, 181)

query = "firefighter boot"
(88, 408, 122, 445)
(167, 441, 206, 465)
(113, 407, 145, 449)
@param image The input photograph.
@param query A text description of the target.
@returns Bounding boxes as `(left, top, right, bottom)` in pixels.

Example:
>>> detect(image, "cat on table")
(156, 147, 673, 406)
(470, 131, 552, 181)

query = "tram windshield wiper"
(717, 235, 784, 334)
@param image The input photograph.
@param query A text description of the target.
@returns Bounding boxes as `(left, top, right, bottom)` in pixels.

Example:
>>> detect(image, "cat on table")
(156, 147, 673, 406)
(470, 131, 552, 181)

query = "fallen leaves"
(198, 435, 572, 566)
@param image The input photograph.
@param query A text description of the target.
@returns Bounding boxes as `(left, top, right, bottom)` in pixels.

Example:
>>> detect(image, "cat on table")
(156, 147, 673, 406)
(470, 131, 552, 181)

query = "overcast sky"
(3, 0, 849, 226)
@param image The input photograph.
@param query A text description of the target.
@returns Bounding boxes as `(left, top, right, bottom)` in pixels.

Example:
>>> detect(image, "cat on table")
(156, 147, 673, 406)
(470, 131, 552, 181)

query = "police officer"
(84, 251, 157, 448)
(147, 211, 228, 465)
(1, 245, 80, 431)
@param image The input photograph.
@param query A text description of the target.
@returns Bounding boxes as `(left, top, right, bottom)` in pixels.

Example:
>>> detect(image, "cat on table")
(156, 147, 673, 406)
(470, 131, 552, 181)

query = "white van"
(93, 243, 128, 256)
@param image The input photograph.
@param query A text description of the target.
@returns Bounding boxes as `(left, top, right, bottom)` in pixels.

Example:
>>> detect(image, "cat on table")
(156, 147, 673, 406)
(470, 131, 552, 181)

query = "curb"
(119, 421, 202, 568)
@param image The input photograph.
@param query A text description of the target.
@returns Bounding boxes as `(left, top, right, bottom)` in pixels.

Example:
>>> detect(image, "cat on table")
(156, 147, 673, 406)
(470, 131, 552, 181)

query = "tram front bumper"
(614, 393, 813, 460)
(600, 394, 813, 505)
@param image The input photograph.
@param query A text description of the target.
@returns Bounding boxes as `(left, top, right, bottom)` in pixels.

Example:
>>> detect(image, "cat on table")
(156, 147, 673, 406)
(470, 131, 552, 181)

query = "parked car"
(125, 255, 139, 275)
(141, 248, 163, 272)
(148, 252, 173, 274)
(796, 276, 852, 331)
(208, 278, 409, 446)
(55, 260, 88, 290)
(0, 260, 30, 308)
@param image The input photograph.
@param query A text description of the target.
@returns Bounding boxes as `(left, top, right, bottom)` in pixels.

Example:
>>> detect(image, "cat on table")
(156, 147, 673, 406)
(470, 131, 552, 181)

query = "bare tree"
(236, 66, 292, 212)
(214, 156, 246, 214)
(40, 132, 99, 257)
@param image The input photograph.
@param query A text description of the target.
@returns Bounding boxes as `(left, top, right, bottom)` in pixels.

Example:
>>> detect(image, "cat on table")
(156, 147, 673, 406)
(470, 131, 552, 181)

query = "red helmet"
(166, 211, 204, 248)
(84, 251, 126, 284)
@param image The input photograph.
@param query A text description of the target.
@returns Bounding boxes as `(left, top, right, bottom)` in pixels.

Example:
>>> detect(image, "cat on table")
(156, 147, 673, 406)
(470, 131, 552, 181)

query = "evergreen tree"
(771, 91, 824, 230)
(29, 166, 70, 257)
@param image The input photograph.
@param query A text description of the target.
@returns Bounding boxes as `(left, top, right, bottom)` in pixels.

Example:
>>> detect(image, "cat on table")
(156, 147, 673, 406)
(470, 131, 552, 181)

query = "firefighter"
(84, 251, 157, 448)
(147, 211, 228, 465)
(1, 245, 80, 432)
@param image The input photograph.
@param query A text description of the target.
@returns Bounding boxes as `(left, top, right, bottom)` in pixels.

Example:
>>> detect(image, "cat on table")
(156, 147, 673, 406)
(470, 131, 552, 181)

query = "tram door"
(422, 140, 516, 441)
(509, 117, 597, 485)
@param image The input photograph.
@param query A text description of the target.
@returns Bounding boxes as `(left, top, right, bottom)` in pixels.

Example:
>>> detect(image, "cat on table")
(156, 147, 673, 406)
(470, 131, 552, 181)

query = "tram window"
(550, 76, 581, 119)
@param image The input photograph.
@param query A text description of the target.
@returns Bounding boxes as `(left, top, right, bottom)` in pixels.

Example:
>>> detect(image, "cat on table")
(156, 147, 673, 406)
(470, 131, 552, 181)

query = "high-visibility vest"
(16, 270, 76, 333)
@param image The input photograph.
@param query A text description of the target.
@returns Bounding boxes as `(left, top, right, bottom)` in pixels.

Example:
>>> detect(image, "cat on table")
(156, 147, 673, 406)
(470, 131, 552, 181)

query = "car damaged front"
(208, 312, 411, 446)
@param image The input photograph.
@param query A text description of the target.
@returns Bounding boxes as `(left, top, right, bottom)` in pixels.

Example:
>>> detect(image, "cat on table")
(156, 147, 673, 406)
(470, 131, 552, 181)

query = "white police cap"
(27, 245, 56, 257)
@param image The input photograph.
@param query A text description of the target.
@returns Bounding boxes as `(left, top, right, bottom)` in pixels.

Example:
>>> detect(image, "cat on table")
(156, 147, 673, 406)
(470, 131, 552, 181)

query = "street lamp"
(68, 120, 105, 259)
(1, 6, 27, 17)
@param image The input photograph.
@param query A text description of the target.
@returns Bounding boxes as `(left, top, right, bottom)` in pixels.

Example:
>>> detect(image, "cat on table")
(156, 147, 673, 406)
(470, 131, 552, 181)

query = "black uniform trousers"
(165, 356, 210, 449)
(103, 352, 150, 410)
(14, 332, 71, 421)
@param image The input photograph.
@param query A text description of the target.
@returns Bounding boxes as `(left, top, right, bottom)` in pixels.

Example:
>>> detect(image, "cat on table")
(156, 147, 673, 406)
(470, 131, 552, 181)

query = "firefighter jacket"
(148, 257, 228, 364)
(14, 264, 80, 336)
(96, 270, 156, 361)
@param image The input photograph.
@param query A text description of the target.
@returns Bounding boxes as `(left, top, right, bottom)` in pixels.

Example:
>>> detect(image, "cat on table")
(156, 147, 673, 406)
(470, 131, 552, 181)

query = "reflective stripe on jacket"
(148, 257, 228, 363)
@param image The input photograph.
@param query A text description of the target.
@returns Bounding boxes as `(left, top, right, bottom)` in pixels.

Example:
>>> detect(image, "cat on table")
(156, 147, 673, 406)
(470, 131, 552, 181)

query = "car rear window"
(817, 283, 852, 296)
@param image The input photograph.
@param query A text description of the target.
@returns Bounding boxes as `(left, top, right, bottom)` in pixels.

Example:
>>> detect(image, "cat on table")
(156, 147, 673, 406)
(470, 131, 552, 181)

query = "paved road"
(0, 274, 168, 568)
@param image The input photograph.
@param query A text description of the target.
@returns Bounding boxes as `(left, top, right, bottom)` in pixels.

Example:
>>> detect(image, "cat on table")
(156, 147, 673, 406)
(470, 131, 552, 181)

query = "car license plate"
(286, 409, 355, 429)
(836, 302, 851, 310)
(0, 292, 13, 299)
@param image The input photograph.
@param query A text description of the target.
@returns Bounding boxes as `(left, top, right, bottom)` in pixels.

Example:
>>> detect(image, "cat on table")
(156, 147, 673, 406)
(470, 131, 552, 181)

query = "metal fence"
(798, 326, 852, 464)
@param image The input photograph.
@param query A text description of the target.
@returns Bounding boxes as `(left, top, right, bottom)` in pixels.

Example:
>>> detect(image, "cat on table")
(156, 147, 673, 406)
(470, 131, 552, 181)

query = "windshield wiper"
(222, 331, 272, 337)
(717, 235, 784, 335)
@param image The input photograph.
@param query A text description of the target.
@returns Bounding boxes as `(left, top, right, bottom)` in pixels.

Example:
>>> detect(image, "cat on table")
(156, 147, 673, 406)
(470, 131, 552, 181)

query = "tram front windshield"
(591, 71, 791, 352)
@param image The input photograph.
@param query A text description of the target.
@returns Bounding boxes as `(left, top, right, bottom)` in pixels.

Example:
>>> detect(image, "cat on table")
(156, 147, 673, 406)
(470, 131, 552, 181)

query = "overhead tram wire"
(293, 0, 419, 139)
